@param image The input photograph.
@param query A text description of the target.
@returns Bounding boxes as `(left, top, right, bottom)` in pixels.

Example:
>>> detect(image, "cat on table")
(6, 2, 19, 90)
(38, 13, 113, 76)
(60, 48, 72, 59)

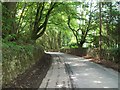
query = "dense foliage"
(1, 1, 120, 84)
(2, 41, 44, 85)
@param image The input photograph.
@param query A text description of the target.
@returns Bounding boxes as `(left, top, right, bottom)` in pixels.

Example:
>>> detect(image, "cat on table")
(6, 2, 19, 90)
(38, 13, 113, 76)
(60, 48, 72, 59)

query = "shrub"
(87, 47, 119, 63)
(2, 42, 44, 85)
(68, 43, 78, 48)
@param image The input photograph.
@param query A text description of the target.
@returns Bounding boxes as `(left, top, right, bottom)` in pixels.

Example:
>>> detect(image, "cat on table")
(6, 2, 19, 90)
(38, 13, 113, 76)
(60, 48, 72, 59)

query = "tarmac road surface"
(39, 52, 119, 89)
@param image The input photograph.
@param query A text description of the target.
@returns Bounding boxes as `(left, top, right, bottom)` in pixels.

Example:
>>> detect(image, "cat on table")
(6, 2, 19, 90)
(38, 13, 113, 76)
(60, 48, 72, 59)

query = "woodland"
(1, 1, 120, 86)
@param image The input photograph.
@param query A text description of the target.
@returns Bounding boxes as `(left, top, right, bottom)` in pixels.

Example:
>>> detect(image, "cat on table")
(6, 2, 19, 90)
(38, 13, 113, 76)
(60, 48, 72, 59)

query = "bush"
(2, 42, 44, 85)
(87, 47, 120, 63)
(68, 43, 78, 48)
(108, 47, 120, 63)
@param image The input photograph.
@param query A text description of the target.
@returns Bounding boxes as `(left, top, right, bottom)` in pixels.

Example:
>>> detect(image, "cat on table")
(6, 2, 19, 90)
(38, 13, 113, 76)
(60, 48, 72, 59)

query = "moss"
(2, 42, 44, 85)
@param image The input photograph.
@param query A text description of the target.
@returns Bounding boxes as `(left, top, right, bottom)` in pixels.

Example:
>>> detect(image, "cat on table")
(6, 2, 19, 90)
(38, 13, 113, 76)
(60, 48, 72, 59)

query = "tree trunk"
(79, 39, 85, 48)
(58, 31, 61, 50)
(31, 3, 56, 42)
(99, 2, 102, 60)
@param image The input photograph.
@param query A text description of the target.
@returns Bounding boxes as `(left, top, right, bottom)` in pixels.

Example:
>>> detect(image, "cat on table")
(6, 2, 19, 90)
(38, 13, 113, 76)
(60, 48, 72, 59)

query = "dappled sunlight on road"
(93, 80, 102, 84)
(45, 52, 64, 55)
(103, 86, 109, 88)
(39, 52, 119, 88)
(56, 84, 63, 88)
(63, 53, 118, 88)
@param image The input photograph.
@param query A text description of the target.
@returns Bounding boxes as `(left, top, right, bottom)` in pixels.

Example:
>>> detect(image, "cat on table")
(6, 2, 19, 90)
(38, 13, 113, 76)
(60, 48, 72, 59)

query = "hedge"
(87, 47, 119, 63)
(2, 42, 44, 85)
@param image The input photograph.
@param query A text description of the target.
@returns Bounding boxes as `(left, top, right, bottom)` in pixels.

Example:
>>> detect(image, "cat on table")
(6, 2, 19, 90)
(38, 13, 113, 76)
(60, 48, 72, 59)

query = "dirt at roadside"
(2, 53, 52, 89)
(84, 56, 120, 72)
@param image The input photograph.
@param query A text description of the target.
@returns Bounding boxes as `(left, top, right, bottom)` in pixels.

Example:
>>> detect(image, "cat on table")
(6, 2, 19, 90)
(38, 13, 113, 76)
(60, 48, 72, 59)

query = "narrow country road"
(39, 52, 119, 89)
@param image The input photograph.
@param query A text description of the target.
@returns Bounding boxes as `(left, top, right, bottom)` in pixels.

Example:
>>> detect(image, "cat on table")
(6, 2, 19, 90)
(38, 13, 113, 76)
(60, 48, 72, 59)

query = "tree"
(67, 2, 94, 48)
(31, 2, 57, 42)
(2, 2, 17, 40)
(99, 2, 102, 60)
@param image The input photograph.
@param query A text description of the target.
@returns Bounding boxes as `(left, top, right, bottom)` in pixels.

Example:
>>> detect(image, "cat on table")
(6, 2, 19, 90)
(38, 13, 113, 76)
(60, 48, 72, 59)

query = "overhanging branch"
(36, 2, 57, 39)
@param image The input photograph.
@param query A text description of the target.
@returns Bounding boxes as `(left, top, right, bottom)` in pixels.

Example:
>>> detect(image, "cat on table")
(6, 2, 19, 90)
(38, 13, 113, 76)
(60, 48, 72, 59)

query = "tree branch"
(36, 2, 57, 39)
(34, 3, 41, 31)
(67, 15, 76, 32)
(67, 15, 79, 45)
(17, 3, 27, 32)
(84, 1, 93, 38)
(38, 2, 45, 23)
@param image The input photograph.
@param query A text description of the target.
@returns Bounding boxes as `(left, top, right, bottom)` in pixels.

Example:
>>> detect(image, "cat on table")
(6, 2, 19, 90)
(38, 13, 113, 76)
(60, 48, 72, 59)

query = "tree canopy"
(2, 1, 120, 57)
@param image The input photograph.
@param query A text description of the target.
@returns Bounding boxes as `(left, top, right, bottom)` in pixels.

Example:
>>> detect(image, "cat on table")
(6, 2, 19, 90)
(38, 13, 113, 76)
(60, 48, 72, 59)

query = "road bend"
(39, 52, 119, 89)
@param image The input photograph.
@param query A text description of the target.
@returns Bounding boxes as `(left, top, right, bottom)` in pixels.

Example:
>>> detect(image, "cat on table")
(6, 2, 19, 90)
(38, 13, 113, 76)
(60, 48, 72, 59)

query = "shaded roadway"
(39, 52, 119, 89)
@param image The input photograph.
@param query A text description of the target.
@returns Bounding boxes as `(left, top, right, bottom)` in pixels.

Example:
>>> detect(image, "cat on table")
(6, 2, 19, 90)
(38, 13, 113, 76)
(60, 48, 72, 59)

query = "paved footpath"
(39, 52, 119, 89)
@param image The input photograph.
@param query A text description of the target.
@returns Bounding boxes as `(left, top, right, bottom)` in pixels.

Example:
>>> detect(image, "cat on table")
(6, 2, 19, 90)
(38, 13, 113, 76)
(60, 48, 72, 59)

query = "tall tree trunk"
(99, 2, 102, 60)
(58, 31, 61, 50)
